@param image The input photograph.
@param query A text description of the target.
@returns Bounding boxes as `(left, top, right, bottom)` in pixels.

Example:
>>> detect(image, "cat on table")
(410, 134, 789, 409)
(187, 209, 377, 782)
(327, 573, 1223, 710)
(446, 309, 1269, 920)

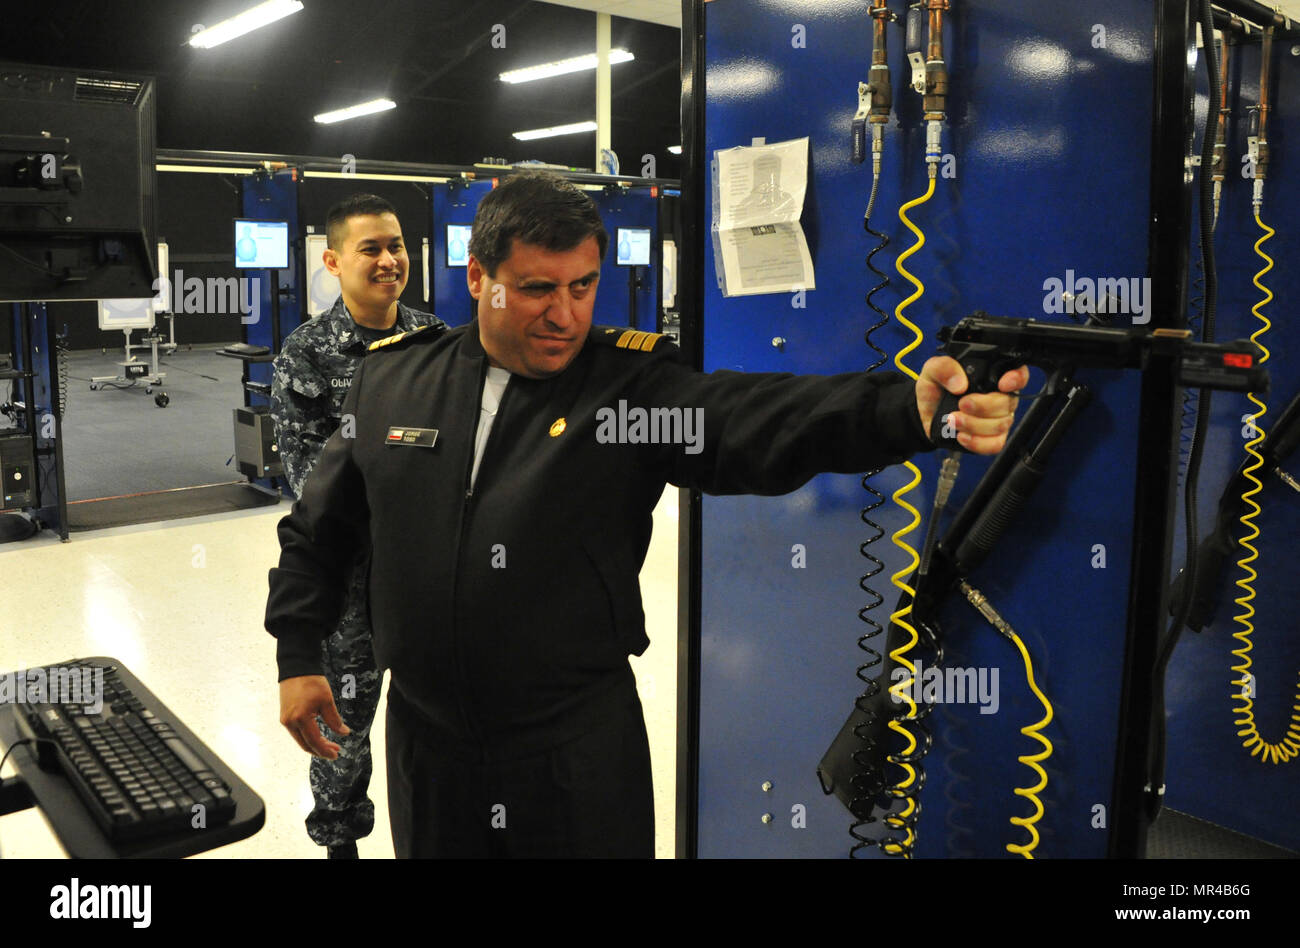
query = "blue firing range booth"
(221, 165, 673, 497)
(429, 175, 666, 332)
(675, 0, 1300, 859)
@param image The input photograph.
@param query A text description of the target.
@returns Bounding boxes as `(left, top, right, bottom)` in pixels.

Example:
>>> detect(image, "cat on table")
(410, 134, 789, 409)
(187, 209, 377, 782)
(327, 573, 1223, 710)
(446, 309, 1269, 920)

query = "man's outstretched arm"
(645, 352, 1027, 495)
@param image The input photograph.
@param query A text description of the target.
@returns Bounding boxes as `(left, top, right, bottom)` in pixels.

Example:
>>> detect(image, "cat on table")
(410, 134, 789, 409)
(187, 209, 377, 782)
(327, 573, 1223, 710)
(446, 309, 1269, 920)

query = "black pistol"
(930, 312, 1269, 450)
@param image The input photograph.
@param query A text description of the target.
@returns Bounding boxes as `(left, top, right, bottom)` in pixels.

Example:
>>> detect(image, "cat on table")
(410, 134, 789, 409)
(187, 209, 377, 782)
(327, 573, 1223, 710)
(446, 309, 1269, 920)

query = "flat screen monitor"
(0, 61, 158, 303)
(446, 224, 472, 267)
(616, 227, 651, 267)
(234, 219, 289, 269)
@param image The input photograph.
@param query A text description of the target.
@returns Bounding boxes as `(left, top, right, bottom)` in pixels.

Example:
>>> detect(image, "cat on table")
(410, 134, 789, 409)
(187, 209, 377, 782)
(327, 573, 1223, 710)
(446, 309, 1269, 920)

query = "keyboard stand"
(0, 657, 265, 858)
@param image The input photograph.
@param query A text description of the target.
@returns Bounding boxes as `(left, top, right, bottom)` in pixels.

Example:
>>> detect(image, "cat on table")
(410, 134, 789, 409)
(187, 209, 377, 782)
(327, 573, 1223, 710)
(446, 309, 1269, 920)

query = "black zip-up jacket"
(266, 321, 934, 758)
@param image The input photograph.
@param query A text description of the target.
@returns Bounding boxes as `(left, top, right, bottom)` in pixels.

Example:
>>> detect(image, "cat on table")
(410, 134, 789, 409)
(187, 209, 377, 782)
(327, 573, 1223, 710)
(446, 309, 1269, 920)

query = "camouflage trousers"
(306, 559, 382, 848)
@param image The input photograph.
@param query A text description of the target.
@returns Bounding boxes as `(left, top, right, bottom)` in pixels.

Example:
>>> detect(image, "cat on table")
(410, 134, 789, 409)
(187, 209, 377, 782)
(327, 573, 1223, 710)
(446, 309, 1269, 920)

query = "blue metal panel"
(593, 187, 660, 332)
(431, 179, 661, 332)
(240, 170, 302, 408)
(431, 179, 492, 327)
(1164, 39, 1300, 850)
(698, 0, 1160, 857)
(10, 302, 65, 536)
(240, 171, 301, 494)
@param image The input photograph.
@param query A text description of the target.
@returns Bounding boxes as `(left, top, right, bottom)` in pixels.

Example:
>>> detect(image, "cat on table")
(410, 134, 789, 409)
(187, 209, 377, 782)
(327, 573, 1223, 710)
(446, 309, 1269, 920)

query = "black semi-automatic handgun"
(930, 312, 1270, 449)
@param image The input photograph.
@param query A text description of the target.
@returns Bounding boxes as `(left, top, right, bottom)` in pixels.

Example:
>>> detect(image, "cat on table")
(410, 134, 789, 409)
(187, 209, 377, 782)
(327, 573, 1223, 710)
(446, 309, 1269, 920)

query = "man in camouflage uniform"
(270, 193, 445, 858)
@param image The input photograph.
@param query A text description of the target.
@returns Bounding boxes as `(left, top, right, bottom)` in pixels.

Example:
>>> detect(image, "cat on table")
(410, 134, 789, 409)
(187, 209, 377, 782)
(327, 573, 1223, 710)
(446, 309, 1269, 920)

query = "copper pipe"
(926, 0, 948, 62)
(1257, 25, 1272, 145)
(1211, 28, 1232, 180)
(923, 0, 949, 120)
(869, 1, 893, 122)
(1256, 25, 1273, 181)
(871, 1, 890, 66)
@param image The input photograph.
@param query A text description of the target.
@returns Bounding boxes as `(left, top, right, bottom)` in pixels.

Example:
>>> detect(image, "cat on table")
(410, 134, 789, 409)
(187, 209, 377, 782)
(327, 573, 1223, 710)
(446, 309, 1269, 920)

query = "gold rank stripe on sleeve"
(614, 329, 664, 352)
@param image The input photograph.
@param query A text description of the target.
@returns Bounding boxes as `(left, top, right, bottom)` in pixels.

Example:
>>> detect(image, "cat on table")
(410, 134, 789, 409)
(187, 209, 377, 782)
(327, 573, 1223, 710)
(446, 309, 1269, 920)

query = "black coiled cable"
(849, 193, 894, 858)
(55, 325, 69, 416)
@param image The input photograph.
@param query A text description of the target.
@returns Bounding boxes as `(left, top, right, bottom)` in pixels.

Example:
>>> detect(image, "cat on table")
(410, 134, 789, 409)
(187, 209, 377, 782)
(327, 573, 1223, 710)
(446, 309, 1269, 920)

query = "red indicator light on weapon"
(1223, 353, 1253, 368)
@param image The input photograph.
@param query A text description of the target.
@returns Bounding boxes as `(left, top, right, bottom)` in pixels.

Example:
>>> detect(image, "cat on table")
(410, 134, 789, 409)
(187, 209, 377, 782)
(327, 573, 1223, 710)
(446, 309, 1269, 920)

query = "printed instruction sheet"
(711, 137, 815, 297)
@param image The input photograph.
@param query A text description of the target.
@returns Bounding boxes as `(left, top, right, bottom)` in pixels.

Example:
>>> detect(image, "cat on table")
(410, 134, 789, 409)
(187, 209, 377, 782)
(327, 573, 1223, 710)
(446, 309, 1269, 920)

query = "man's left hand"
(915, 357, 1029, 455)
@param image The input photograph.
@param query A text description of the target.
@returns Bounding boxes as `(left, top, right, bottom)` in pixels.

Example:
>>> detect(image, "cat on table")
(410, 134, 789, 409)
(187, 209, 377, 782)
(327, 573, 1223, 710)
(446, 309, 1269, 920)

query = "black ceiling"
(0, 0, 683, 175)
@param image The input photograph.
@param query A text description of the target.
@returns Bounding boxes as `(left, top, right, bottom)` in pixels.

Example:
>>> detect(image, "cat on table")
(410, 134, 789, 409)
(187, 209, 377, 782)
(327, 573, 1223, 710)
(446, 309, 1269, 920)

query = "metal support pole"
(596, 13, 613, 172)
(1109, 0, 1196, 859)
(675, 0, 706, 861)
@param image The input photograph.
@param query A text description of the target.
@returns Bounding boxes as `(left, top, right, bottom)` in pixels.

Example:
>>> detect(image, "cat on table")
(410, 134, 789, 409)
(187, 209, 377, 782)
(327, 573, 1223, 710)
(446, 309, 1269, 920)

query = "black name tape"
(385, 426, 439, 448)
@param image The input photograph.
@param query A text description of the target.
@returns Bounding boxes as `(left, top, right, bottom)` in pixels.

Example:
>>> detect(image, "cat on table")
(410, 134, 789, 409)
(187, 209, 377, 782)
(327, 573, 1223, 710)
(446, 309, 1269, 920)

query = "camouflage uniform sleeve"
(270, 337, 334, 499)
(267, 362, 370, 680)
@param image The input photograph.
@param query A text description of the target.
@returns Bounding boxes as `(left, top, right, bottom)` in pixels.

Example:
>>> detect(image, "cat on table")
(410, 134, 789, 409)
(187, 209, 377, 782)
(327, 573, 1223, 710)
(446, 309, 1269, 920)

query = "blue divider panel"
(240, 170, 301, 406)
(698, 0, 1166, 858)
(593, 186, 661, 332)
(432, 179, 660, 331)
(1165, 38, 1300, 852)
(11, 302, 64, 535)
(432, 179, 492, 327)
(240, 170, 301, 494)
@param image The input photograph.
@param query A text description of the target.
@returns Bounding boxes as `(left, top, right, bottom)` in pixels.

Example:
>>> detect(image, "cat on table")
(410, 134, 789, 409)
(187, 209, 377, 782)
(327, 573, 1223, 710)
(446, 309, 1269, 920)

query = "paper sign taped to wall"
(711, 137, 815, 297)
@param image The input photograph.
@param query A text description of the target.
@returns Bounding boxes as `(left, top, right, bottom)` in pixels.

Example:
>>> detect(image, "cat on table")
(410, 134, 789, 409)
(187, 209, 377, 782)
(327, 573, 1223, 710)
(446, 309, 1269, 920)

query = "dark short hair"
(326, 193, 399, 250)
(468, 171, 608, 276)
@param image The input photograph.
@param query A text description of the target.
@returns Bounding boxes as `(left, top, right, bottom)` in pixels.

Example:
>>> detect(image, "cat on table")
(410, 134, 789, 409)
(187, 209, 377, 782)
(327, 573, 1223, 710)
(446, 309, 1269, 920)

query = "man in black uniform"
(267, 171, 1027, 858)
(269, 193, 443, 858)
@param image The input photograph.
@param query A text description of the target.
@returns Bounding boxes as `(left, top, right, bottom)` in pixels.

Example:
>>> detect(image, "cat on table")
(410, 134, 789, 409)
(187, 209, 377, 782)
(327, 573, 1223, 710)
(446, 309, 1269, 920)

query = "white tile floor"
(0, 490, 679, 859)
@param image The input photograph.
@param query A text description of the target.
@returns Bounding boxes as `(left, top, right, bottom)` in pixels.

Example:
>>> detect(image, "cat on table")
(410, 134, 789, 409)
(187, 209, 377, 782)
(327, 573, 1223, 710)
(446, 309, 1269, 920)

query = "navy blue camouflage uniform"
(269, 294, 443, 851)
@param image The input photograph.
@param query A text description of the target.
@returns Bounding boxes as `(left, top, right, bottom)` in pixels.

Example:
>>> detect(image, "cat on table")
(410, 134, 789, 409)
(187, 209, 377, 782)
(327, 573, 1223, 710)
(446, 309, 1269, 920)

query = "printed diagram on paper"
(711, 137, 815, 297)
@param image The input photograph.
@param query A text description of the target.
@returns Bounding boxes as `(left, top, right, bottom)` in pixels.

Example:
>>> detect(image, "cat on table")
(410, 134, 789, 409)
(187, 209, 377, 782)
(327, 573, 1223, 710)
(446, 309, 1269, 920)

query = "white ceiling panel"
(537, 0, 681, 29)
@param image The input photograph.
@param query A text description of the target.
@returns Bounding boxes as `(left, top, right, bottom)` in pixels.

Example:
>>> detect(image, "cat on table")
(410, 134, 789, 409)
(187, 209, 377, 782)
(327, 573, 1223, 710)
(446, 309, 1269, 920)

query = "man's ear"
(466, 254, 484, 299)
(322, 247, 342, 277)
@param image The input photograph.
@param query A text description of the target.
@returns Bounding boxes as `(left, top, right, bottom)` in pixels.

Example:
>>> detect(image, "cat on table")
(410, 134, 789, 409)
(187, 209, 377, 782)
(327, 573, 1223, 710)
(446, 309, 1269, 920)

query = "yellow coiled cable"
(960, 581, 1056, 858)
(882, 174, 937, 857)
(1004, 630, 1054, 858)
(1230, 215, 1300, 765)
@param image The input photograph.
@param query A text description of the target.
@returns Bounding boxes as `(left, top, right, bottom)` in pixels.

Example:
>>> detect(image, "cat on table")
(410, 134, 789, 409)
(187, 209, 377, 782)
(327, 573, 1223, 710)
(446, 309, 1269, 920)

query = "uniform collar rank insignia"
(368, 325, 431, 353)
(368, 331, 407, 352)
(549, 417, 566, 437)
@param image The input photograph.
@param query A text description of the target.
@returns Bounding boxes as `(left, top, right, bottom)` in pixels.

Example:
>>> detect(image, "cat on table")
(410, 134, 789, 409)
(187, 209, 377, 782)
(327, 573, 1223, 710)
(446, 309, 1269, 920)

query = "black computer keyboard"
(223, 342, 270, 356)
(15, 659, 236, 843)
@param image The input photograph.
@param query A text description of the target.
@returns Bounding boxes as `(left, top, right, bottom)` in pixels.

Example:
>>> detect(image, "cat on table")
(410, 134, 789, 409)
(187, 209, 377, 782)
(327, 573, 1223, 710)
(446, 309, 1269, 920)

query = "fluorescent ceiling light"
(668, 145, 682, 155)
(189, 0, 304, 49)
(513, 121, 598, 141)
(500, 49, 634, 84)
(157, 164, 258, 174)
(314, 98, 397, 124)
(306, 171, 445, 183)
